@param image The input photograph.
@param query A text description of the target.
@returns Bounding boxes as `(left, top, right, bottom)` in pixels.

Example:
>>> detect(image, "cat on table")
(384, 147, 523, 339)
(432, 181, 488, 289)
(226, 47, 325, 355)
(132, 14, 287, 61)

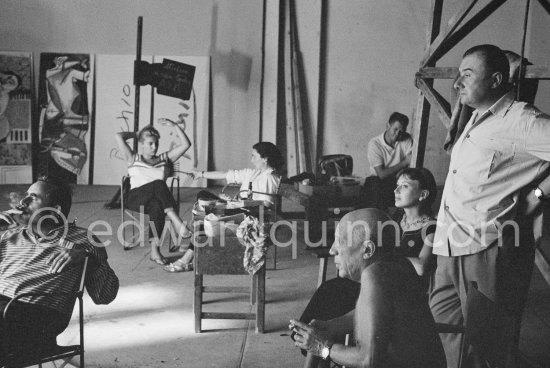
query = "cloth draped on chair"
(237, 216, 269, 275)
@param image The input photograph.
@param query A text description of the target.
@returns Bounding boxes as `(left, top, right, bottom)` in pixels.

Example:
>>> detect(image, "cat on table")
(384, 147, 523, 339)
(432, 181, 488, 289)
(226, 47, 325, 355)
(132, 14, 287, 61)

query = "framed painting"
(0, 51, 33, 171)
(37, 53, 94, 184)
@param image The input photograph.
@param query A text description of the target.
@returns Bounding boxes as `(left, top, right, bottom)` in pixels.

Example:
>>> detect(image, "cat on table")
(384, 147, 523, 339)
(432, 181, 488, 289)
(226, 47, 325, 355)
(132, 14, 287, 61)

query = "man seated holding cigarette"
(0, 176, 119, 364)
(290, 208, 444, 368)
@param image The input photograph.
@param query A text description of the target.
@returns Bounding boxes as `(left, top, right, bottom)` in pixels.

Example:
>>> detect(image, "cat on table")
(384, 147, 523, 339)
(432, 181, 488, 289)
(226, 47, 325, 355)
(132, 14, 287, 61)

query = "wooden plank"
(421, 0, 478, 67)
(260, 0, 280, 143)
(194, 273, 203, 333)
(289, 0, 309, 174)
(202, 312, 256, 320)
(415, 79, 451, 128)
(256, 267, 266, 333)
(203, 286, 249, 293)
(535, 248, 550, 289)
(411, 0, 442, 169)
(134, 17, 143, 152)
(315, 0, 328, 176)
(417, 67, 459, 79)
(425, 0, 444, 51)
(524, 66, 550, 79)
(291, 43, 308, 174)
(538, 0, 550, 15)
(284, 0, 298, 177)
(411, 92, 431, 169)
(430, 0, 507, 65)
(417, 66, 550, 80)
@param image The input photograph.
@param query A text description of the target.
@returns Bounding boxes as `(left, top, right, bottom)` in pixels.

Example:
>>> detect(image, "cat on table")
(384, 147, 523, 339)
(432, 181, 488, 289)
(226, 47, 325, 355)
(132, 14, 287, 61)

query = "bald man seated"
(290, 208, 444, 368)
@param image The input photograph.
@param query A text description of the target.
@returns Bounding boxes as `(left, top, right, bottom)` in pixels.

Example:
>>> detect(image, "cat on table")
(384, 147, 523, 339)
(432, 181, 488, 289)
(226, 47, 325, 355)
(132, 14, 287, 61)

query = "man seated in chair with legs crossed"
(290, 208, 444, 368)
(0, 176, 119, 363)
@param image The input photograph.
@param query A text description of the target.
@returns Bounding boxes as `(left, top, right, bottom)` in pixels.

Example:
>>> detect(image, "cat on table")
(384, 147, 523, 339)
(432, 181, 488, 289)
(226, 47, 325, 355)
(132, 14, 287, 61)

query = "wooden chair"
(2, 258, 89, 368)
(120, 175, 181, 251)
(193, 216, 266, 334)
(436, 282, 519, 368)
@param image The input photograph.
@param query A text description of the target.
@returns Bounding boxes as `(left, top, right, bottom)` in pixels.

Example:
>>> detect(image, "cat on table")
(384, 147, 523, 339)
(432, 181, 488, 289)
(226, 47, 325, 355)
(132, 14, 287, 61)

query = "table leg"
(194, 273, 203, 333)
(256, 267, 266, 333)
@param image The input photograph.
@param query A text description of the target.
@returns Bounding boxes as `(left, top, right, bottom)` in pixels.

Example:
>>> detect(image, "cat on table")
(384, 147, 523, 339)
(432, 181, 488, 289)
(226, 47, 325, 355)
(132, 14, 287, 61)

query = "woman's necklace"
(401, 214, 432, 231)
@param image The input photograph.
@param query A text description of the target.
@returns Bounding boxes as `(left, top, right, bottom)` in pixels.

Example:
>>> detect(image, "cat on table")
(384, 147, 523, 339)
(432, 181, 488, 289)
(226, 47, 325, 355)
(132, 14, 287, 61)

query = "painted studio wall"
(319, 0, 547, 183)
(0, 0, 263, 181)
(1, 1, 547, 185)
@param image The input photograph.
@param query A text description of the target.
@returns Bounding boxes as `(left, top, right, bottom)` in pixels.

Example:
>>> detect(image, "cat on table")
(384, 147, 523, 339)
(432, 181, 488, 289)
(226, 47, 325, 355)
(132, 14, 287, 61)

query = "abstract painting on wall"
(37, 53, 94, 184)
(0, 51, 33, 167)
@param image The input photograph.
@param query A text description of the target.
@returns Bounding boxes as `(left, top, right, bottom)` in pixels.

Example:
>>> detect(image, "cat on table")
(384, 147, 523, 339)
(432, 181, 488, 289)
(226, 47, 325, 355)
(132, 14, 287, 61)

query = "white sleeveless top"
(127, 153, 169, 189)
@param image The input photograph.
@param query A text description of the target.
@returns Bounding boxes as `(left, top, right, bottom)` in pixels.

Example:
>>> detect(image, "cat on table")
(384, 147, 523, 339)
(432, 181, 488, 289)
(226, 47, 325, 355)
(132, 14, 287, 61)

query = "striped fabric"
(128, 152, 169, 189)
(0, 224, 119, 317)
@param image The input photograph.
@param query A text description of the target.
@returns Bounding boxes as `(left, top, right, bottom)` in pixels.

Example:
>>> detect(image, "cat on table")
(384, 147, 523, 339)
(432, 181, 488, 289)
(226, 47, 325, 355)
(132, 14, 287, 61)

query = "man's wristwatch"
(320, 341, 333, 360)
(534, 187, 546, 201)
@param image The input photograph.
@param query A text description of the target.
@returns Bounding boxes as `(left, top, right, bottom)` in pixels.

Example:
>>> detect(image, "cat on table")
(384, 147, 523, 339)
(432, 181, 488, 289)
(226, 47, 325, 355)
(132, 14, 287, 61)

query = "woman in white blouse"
(164, 141, 284, 272)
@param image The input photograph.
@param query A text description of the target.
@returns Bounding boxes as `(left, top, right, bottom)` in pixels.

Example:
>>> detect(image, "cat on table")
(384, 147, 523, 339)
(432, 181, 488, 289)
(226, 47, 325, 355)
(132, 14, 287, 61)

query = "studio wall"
(0, 0, 262, 182)
(0, 0, 547, 186)
(319, 0, 544, 184)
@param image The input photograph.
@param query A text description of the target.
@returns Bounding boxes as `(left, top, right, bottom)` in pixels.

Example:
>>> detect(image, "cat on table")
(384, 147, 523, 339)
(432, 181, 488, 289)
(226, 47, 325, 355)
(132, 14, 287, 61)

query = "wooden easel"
(412, 0, 550, 287)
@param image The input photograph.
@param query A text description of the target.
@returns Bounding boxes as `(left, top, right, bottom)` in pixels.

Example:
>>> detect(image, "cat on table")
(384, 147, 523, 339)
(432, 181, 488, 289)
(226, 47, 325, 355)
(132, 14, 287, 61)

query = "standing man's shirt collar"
(474, 89, 516, 122)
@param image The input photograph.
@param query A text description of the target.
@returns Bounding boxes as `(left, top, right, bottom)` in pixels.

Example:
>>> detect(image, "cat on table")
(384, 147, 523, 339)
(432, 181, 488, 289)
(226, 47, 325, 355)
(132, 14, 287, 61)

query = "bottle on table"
(247, 182, 253, 199)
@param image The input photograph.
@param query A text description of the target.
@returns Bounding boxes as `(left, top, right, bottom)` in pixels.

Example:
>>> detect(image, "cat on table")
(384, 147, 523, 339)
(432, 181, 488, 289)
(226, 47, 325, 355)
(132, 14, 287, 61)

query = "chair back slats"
(318, 154, 353, 182)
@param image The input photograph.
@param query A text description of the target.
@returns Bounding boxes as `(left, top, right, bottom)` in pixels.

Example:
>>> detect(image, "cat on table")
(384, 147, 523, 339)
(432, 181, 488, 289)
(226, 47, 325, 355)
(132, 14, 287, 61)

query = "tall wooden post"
(411, 0, 443, 168)
(133, 16, 143, 151)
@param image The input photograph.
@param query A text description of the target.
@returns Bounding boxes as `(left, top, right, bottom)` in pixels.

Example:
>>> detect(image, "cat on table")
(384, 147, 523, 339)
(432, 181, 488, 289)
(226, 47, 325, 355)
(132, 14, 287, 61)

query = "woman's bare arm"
(115, 131, 137, 163)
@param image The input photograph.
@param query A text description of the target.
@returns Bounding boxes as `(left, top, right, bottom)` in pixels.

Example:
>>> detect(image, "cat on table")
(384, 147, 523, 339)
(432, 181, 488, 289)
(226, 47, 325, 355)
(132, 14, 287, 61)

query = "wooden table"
(192, 213, 266, 333)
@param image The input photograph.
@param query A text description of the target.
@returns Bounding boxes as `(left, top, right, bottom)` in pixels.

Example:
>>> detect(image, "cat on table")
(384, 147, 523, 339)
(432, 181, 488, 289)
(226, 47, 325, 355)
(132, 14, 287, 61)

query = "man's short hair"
(388, 112, 409, 128)
(37, 175, 73, 216)
(463, 44, 510, 83)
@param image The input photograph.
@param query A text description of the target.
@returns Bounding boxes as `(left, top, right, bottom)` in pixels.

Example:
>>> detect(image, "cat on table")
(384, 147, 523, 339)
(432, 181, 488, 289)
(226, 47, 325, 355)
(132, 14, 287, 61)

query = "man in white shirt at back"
(365, 112, 412, 209)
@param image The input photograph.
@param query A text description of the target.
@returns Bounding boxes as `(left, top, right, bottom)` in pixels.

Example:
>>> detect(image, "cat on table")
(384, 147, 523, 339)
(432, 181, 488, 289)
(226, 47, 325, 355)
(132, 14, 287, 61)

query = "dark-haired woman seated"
(296, 167, 437, 334)
(164, 141, 284, 272)
(115, 120, 191, 265)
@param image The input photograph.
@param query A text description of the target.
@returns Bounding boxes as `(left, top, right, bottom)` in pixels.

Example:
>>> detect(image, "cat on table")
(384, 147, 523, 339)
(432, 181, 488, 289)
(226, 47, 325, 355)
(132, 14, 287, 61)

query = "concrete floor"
(1, 184, 550, 368)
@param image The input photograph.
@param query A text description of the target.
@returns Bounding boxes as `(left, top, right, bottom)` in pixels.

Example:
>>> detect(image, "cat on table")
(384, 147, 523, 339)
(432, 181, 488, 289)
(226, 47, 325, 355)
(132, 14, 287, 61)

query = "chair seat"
(6, 344, 81, 368)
